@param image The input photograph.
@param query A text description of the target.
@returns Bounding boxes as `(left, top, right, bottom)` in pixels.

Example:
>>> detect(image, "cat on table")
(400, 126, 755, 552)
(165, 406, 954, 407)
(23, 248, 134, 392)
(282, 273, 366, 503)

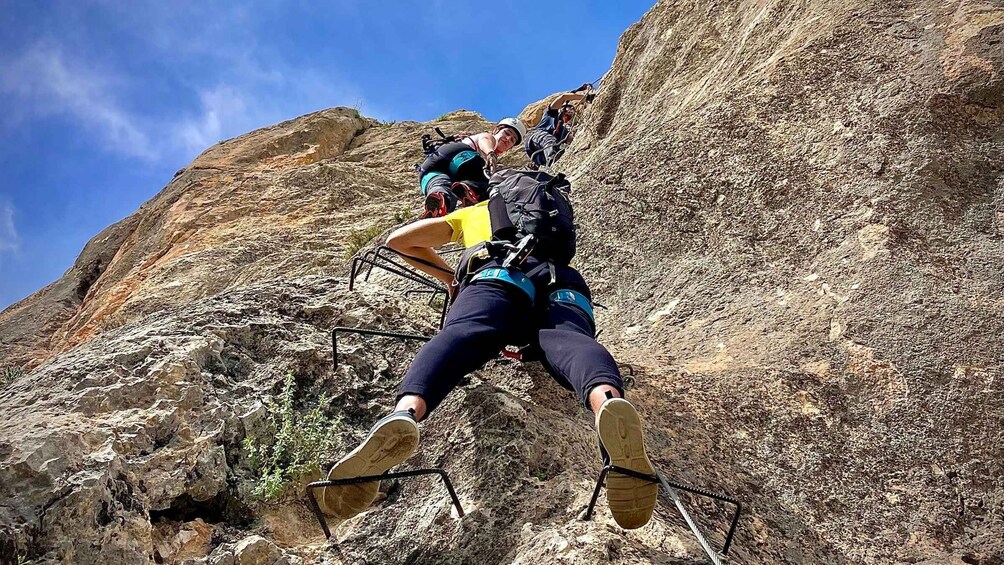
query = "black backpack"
(486, 169, 576, 266)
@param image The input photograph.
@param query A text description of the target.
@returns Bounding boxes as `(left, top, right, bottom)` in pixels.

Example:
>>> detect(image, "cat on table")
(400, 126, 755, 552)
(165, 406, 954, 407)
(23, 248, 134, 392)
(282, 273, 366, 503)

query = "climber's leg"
(535, 267, 657, 530)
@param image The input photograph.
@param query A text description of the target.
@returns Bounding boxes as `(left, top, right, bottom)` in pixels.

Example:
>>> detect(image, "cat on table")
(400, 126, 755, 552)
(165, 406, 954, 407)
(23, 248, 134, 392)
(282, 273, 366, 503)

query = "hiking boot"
(595, 398, 658, 529)
(451, 182, 480, 207)
(320, 409, 420, 519)
(421, 192, 448, 219)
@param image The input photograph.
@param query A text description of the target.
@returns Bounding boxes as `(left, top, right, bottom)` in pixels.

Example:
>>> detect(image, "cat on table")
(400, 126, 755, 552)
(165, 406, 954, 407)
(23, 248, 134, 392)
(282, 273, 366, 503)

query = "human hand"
(485, 152, 499, 174)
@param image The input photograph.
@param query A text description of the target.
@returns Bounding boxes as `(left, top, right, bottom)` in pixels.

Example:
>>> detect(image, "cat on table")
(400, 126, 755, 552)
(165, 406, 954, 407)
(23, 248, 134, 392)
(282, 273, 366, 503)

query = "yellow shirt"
(444, 202, 492, 247)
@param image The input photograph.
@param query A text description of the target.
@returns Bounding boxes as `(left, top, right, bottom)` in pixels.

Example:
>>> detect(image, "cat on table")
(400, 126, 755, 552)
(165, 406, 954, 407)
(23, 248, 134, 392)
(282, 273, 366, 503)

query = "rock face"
(565, 0, 1004, 563)
(1, 1, 1002, 564)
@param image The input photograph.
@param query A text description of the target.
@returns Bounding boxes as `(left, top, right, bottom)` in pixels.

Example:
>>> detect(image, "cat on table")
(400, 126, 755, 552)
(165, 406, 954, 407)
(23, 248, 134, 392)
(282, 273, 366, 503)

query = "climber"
(416, 118, 527, 219)
(524, 87, 595, 169)
(322, 169, 658, 530)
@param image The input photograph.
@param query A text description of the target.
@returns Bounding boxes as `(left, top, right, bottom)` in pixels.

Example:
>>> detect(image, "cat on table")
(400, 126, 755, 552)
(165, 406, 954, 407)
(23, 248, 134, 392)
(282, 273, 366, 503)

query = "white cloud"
(0, 44, 156, 160)
(0, 200, 19, 255)
(173, 85, 249, 157)
(168, 69, 375, 161)
(1, 36, 375, 166)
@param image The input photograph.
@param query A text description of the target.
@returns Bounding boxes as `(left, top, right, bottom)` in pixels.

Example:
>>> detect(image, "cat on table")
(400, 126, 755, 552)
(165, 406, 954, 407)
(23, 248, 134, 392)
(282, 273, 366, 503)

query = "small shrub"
(244, 372, 340, 502)
(393, 208, 413, 224)
(343, 209, 414, 259)
(344, 225, 387, 258)
(2, 366, 24, 388)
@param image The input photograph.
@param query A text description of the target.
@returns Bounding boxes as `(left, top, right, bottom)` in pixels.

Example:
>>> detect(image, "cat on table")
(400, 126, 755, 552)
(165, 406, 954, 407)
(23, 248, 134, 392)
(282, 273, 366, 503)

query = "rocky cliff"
(2, 1, 1002, 564)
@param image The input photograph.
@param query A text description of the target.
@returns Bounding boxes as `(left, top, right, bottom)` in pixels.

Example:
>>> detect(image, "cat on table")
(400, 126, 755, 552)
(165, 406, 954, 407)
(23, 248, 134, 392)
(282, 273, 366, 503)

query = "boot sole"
(423, 194, 446, 218)
(320, 416, 420, 519)
(596, 399, 658, 529)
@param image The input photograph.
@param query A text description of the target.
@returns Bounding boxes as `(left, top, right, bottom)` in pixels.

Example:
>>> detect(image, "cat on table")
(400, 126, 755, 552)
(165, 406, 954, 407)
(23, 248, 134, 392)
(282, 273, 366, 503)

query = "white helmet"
(496, 117, 526, 145)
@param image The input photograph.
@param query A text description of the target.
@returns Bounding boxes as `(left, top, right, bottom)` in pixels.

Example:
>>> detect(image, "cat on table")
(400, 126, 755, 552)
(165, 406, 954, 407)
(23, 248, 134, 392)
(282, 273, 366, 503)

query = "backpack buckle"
(501, 234, 536, 269)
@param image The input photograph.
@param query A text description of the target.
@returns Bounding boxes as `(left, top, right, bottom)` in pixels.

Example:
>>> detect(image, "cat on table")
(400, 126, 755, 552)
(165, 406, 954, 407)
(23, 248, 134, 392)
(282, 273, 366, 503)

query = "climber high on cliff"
(321, 169, 658, 530)
(525, 85, 595, 169)
(416, 118, 526, 219)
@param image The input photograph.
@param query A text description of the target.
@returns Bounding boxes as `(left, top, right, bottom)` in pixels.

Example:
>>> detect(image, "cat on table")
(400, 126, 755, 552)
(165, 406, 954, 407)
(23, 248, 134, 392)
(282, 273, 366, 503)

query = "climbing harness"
(421, 126, 469, 156)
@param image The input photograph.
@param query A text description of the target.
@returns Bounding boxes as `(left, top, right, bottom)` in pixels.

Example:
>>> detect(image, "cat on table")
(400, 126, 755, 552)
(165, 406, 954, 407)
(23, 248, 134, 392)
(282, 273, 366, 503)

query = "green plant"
(2, 366, 24, 388)
(393, 208, 413, 224)
(344, 224, 387, 258)
(343, 208, 416, 259)
(244, 372, 340, 502)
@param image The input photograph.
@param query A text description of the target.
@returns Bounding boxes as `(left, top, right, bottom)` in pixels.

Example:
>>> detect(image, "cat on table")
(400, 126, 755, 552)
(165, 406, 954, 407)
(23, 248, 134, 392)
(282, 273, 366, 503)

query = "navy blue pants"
(397, 268, 623, 415)
(525, 128, 562, 167)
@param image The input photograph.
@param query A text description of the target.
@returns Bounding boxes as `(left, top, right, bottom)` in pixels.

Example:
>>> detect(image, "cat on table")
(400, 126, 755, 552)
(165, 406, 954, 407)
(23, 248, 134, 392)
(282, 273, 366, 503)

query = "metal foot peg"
(332, 326, 432, 371)
(306, 468, 464, 539)
(348, 245, 450, 328)
(581, 464, 741, 565)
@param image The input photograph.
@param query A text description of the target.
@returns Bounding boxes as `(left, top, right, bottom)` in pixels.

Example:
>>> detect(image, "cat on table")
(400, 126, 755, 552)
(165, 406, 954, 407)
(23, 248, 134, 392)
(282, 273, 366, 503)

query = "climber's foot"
(320, 410, 419, 519)
(595, 398, 658, 529)
(421, 192, 448, 219)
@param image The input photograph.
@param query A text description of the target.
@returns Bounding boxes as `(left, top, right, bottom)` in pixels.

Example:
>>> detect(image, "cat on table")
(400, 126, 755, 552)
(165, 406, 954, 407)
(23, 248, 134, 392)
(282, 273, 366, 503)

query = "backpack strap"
(487, 193, 515, 240)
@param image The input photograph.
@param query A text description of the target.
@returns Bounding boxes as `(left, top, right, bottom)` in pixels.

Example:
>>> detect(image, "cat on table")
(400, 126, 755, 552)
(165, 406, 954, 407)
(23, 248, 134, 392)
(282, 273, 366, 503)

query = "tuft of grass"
(243, 372, 340, 502)
(343, 208, 414, 259)
(393, 208, 414, 224)
(2, 366, 24, 388)
(344, 225, 387, 259)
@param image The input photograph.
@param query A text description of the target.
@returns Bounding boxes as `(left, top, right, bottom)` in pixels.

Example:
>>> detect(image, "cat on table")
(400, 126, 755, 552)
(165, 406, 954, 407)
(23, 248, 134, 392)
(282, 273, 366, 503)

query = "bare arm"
(473, 132, 498, 157)
(469, 132, 499, 173)
(385, 218, 457, 290)
(548, 92, 587, 110)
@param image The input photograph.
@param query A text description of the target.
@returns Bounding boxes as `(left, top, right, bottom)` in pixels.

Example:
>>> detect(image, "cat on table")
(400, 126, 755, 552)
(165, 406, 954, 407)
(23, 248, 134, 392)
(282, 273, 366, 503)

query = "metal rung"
(332, 326, 432, 371)
(306, 467, 464, 539)
(581, 464, 741, 564)
(348, 245, 451, 328)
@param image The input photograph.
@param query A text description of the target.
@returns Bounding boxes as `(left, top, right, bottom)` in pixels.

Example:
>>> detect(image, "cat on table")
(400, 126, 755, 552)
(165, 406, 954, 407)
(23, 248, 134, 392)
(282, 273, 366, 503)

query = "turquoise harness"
(549, 289, 595, 323)
(471, 267, 536, 302)
(419, 149, 478, 195)
(469, 268, 595, 324)
(448, 150, 478, 176)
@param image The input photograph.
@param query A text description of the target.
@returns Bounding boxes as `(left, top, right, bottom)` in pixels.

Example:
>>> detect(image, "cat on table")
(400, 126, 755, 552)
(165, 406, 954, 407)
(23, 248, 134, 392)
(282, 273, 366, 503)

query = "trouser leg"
(526, 129, 559, 167)
(397, 282, 531, 415)
(420, 173, 459, 214)
(536, 287, 622, 411)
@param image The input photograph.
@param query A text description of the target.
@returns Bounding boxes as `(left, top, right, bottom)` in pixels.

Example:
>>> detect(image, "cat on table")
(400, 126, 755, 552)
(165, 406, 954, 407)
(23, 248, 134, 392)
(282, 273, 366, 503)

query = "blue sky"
(0, 1, 652, 310)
